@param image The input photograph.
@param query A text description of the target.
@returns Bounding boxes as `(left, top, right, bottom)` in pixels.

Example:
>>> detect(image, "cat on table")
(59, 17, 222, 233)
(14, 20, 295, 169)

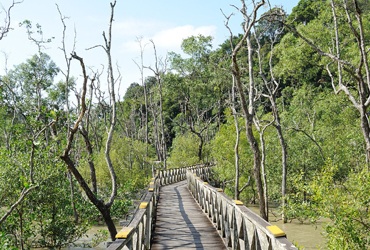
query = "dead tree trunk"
(60, 2, 120, 240)
(147, 40, 168, 169)
(223, 0, 267, 220)
(255, 23, 288, 222)
(230, 76, 241, 200)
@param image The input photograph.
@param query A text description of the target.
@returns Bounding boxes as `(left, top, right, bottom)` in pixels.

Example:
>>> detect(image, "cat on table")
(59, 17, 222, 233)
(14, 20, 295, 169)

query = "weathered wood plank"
(151, 180, 227, 250)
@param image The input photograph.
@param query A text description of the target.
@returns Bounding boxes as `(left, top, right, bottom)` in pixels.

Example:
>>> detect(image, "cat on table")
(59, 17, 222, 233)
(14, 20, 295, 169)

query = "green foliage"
(1, 1, 369, 248)
(287, 0, 327, 25)
(278, 85, 364, 222)
(110, 197, 132, 220)
(83, 135, 153, 194)
(285, 171, 320, 223)
(0, 232, 17, 250)
(123, 82, 143, 101)
(30, 169, 91, 248)
(0, 150, 92, 249)
(311, 163, 370, 249)
(166, 35, 223, 162)
(209, 110, 254, 200)
(91, 229, 109, 247)
(0, 51, 90, 248)
(274, 32, 324, 87)
(167, 133, 201, 168)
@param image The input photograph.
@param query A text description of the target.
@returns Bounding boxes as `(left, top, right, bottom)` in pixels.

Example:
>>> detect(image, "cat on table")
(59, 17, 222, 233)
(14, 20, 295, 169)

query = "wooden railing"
(187, 172, 298, 250)
(156, 164, 211, 186)
(107, 164, 212, 250)
(107, 183, 158, 250)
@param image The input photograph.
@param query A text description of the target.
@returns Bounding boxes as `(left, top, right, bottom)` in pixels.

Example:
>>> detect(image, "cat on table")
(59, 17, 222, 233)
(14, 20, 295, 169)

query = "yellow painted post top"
(233, 200, 244, 205)
(217, 188, 223, 192)
(149, 181, 154, 185)
(116, 227, 134, 239)
(148, 187, 154, 192)
(203, 182, 208, 185)
(266, 225, 286, 237)
(139, 202, 148, 209)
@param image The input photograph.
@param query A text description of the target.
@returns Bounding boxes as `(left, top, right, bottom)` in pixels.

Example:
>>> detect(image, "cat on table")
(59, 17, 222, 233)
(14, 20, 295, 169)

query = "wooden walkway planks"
(151, 180, 227, 250)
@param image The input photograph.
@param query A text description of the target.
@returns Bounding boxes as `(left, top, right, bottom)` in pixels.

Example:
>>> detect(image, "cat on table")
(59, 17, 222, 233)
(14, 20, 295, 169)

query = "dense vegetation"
(1, 0, 369, 249)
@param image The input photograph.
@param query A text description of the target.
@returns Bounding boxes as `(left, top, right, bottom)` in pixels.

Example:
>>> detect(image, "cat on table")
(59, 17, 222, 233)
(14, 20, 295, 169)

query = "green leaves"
(311, 163, 370, 249)
(19, 175, 29, 188)
(167, 133, 201, 168)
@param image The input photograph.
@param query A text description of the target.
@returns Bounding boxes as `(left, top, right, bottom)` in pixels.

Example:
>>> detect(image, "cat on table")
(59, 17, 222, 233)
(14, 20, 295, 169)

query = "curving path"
(151, 180, 227, 250)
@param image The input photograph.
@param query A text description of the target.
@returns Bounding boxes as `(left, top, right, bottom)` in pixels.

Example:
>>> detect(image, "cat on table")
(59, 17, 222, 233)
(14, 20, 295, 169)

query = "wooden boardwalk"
(151, 180, 227, 250)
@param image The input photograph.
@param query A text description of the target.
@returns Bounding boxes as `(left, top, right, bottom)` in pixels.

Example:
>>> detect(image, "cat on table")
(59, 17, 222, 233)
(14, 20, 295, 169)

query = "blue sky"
(0, 0, 299, 96)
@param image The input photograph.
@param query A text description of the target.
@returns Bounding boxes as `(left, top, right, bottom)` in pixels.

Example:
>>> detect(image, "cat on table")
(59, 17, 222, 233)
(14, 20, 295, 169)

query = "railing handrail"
(187, 171, 298, 250)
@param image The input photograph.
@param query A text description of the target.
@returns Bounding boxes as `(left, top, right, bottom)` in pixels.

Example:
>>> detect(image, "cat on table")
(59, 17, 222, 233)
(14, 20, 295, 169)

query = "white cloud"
(118, 24, 217, 54)
(151, 25, 217, 50)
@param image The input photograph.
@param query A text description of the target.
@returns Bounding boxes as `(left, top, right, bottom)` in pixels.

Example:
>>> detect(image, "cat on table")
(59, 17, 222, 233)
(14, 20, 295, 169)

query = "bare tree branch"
(0, 0, 23, 40)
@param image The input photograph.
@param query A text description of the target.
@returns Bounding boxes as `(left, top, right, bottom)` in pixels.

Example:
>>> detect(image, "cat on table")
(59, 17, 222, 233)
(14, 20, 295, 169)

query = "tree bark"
(61, 48, 118, 241)
(257, 120, 273, 221)
(61, 154, 118, 239)
(231, 76, 241, 200)
(67, 171, 79, 223)
(231, 38, 267, 220)
(80, 127, 97, 195)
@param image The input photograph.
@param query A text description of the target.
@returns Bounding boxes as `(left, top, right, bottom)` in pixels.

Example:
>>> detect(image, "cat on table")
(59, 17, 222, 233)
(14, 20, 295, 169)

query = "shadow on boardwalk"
(151, 180, 227, 250)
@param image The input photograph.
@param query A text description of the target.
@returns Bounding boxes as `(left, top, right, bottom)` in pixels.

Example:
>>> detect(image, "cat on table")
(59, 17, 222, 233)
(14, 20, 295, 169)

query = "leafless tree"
(133, 37, 149, 155)
(254, 13, 288, 222)
(60, 1, 119, 240)
(0, 0, 22, 41)
(146, 40, 168, 168)
(223, 0, 268, 220)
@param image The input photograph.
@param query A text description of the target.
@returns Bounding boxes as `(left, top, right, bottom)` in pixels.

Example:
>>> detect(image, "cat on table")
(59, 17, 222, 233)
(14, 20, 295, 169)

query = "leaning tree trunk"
(231, 46, 267, 220)
(96, 203, 118, 241)
(61, 155, 118, 239)
(226, 0, 267, 220)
